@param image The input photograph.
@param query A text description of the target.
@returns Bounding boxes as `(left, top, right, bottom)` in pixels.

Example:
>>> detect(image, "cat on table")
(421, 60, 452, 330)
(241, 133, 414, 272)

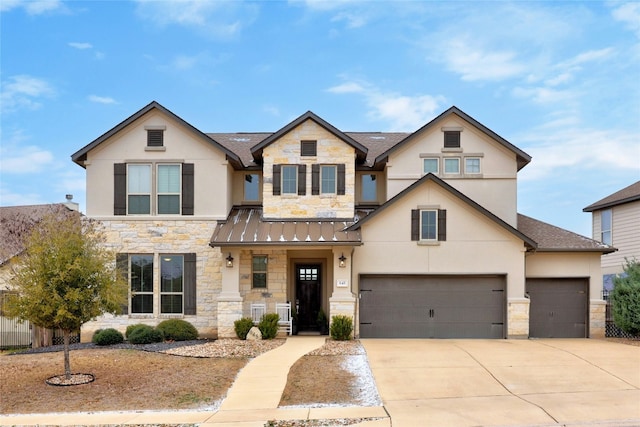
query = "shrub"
(127, 324, 164, 344)
(330, 315, 353, 341)
(611, 259, 640, 335)
(234, 317, 255, 340)
(125, 323, 149, 339)
(91, 329, 103, 344)
(156, 319, 198, 341)
(92, 328, 124, 346)
(258, 313, 280, 339)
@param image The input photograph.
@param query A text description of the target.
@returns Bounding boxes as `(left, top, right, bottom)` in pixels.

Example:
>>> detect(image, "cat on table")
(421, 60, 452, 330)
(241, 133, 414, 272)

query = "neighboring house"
(0, 201, 79, 348)
(583, 181, 640, 292)
(71, 101, 614, 340)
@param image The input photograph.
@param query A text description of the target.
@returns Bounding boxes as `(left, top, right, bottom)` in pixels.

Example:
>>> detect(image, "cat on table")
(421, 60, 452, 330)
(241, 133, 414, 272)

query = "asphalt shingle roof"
(583, 180, 640, 212)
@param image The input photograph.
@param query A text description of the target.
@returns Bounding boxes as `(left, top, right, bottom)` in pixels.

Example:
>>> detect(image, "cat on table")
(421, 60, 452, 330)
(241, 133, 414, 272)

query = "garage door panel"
(527, 278, 588, 338)
(360, 275, 505, 339)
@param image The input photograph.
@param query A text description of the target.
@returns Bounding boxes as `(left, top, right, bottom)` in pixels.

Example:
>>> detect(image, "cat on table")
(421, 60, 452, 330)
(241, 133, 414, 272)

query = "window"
(444, 158, 460, 174)
(244, 174, 259, 201)
(361, 174, 377, 202)
(147, 129, 164, 147)
(423, 158, 439, 174)
(115, 163, 194, 216)
(444, 131, 460, 148)
(117, 253, 196, 315)
(301, 140, 317, 156)
(299, 267, 318, 281)
(601, 209, 612, 245)
(128, 164, 151, 214)
(157, 164, 180, 214)
(252, 255, 267, 288)
(130, 255, 153, 314)
(321, 165, 336, 194)
(465, 158, 481, 174)
(411, 209, 447, 242)
(281, 165, 298, 194)
(160, 255, 184, 314)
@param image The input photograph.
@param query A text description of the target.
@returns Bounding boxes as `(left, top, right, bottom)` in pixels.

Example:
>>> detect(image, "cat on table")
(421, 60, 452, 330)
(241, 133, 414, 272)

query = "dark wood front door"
(296, 264, 321, 331)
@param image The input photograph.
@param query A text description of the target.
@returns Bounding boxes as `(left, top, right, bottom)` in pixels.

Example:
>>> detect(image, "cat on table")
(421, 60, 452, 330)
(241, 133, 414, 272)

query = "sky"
(1, 0, 639, 238)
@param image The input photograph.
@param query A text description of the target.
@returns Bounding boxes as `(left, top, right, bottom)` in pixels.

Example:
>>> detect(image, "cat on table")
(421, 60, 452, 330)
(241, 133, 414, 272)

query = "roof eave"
(533, 247, 617, 254)
(583, 195, 640, 212)
(209, 241, 363, 248)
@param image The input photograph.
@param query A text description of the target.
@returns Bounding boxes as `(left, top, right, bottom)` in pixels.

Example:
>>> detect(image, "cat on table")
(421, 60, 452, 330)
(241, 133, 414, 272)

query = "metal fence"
(0, 316, 32, 349)
(602, 290, 639, 339)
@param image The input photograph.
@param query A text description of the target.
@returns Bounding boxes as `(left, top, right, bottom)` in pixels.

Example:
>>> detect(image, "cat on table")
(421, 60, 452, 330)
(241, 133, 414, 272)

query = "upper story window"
(252, 255, 268, 288)
(301, 140, 317, 156)
(465, 157, 481, 174)
(444, 158, 460, 174)
(244, 174, 260, 201)
(321, 165, 336, 194)
(421, 210, 438, 240)
(272, 164, 306, 196)
(147, 129, 164, 147)
(114, 162, 194, 216)
(601, 209, 612, 245)
(423, 158, 439, 174)
(281, 165, 298, 194)
(411, 208, 447, 242)
(361, 174, 377, 202)
(444, 131, 460, 148)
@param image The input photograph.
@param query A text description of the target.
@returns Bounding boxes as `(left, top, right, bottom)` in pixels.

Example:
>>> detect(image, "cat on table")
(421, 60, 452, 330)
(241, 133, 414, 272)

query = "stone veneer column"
(507, 298, 530, 338)
(589, 299, 606, 338)
(217, 249, 242, 338)
(329, 249, 356, 338)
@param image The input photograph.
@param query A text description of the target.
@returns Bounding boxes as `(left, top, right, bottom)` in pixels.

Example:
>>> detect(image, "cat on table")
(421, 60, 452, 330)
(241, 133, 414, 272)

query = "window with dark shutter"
(183, 253, 196, 315)
(182, 163, 194, 215)
(147, 129, 164, 147)
(411, 209, 447, 242)
(114, 163, 127, 215)
(298, 164, 306, 195)
(444, 131, 460, 148)
(272, 165, 281, 195)
(301, 140, 317, 156)
(116, 253, 129, 315)
(312, 164, 320, 195)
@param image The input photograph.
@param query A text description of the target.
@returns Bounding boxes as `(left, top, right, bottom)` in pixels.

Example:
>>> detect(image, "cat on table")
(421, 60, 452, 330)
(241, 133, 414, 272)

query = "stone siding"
(507, 298, 530, 338)
(589, 299, 606, 338)
(239, 249, 289, 315)
(81, 219, 222, 341)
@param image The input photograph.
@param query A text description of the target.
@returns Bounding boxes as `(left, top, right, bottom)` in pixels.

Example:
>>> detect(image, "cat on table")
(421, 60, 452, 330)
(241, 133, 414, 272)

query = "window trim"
(127, 163, 152, 215)
(252, 255, 268, 289)
(130, 254, 154, 315)
(320, 165, 337, 195)
(160, 254, 184, 314)
(157, 163, 182, 215)
(464, 157, 481, 175)
(360, 173, 378, 202)
(443, 157, 461, 174)
(601, 209, 612, 245)
(244, 173, 261, 202)
(420, 210, 438, 241)
(281, 165, 298, 195)
(422, 157, 439, 175)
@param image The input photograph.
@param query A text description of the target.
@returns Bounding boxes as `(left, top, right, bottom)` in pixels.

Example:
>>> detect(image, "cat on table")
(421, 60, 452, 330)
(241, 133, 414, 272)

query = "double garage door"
(359, 275, 506, 339)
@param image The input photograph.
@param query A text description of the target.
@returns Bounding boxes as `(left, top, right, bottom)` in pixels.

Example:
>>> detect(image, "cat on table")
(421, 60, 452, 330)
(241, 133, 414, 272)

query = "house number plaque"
(337, 279, 348, 288)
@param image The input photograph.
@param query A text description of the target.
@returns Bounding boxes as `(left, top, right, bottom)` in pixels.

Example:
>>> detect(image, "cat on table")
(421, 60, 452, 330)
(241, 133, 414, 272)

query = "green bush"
(92, 328, 124, 346)
(127, 324, 164, 344)
(330, 315, 353, 341)
(91, 329, 103, 344)
(234, 317, 255, 340)
(125, 323, 149, 339)
(611, 259, 640, 335)
(156, 319, 198, 341)
(258, 313, 280, 339)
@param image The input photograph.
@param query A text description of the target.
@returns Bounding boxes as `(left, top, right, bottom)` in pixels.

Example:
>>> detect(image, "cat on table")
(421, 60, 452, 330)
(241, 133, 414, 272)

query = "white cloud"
(327, 80, 445, 131)
(1, 0, 64, 15)
(88, 95, 117, 105)
(0, 144, 54, 174)
(134, 0, 258, 39)
(611, 2, 640, 39)
(68, 42, 93, 50)
(1, 75, 54, 113)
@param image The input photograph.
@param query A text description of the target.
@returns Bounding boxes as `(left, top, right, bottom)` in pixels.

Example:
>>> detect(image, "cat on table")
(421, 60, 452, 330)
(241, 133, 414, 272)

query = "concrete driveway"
(362, 339, 640, 427)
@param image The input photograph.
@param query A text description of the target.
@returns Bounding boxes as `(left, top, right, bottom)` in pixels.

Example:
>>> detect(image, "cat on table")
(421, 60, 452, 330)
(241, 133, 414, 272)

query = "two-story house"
(72, 101, 613, 340)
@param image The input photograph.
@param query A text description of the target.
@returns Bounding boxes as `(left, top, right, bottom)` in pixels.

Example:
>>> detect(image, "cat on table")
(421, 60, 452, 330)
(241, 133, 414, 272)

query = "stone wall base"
(217, 299, 243, 338)
(590, 299, 606, 338)
(507, 298, 530, 339)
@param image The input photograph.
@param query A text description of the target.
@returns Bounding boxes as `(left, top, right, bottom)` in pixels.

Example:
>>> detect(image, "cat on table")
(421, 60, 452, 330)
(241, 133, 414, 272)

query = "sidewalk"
(0, 336, 389, 426)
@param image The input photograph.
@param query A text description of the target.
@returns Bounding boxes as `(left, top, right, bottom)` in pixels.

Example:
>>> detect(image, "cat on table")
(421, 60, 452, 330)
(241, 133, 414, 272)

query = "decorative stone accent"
(507, 298, 530, 338)
(217, 299, 242, 338)
(590, 299, 606, 338)
(246, 326, 262, 341)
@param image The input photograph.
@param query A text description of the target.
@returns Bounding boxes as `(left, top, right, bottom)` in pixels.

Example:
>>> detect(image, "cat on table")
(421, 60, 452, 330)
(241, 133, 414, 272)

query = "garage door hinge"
(360, 322, 372, 325)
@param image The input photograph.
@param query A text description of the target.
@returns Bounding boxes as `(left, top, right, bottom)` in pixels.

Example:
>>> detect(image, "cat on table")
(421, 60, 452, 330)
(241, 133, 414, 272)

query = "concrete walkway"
(0, 336, 389, 426)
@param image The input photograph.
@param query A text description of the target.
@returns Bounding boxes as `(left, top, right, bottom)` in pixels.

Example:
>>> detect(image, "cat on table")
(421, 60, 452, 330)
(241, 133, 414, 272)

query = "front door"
(296, 264, 321, 331)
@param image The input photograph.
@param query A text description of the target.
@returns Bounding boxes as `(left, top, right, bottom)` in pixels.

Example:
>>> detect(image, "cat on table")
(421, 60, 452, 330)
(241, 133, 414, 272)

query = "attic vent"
(301, 140, 317, 156)
(147, 129, 164, 147)
(444, 131, 460, 148)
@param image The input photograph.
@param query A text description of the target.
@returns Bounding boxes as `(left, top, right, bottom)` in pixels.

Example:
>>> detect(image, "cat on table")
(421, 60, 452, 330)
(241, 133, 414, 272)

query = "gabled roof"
(583, 180, 640, 212)
(250, 111, 368, 164)
(0, 204, 80, 266)
(346, 173, 538, 249)
(71, 101, 243, 169)
(517, 214, 616, 253)
(374, 106, 532, 171)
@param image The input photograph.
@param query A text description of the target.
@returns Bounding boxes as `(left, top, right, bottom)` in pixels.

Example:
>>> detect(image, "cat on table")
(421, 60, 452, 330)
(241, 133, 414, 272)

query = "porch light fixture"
(339, 253, 347, 268)
(226, 253, 234, 268)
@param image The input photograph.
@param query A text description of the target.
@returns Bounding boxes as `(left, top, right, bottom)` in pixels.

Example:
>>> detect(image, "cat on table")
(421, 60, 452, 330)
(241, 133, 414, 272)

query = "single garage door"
(527, 278, 588, 338)
(359, 275, 506, 338)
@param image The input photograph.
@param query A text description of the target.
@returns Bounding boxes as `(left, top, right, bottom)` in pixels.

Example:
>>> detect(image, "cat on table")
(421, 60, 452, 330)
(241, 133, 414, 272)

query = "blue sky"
(1, 0, 638, 237)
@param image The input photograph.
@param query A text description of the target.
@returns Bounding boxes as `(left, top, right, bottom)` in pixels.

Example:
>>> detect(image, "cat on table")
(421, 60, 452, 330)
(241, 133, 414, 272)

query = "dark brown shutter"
(337, 164, 346, 195)
(147, 130, 164, 147)
(298, 164, 306, 195)
(182, 163, 194, 215)
(438, 209, 447, 241)
(183, 253, 196, 315)
(411, 209, 420, 241)
(114, 163, 127, 215)
(312, 164, 320, 195)
(272, 165, 281, 195)
(444, 131, 460, 148)
(116, 253, 129, 315)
